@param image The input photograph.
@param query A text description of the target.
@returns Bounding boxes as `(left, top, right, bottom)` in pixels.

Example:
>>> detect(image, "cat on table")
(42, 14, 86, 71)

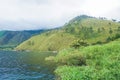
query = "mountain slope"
(16, 31, 76, 51)
(0, 30, 44, 47)
(16, 15, 120, 51)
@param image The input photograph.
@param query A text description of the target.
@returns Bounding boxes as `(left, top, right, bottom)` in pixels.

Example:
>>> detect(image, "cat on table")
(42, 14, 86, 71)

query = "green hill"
(15, 31, 76, 51)
(15, 15, 120, 51)
(0, 30, 45, 49)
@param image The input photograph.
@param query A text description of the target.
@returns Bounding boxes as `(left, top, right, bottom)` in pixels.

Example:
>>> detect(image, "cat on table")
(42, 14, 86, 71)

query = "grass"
(15, 31, 77, 51)
(48, 39, 120, 80)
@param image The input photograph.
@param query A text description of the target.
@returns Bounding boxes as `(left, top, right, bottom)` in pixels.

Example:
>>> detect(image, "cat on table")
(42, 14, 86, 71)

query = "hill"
(15, 15, 120, 51)
(0, 30, 45, 49)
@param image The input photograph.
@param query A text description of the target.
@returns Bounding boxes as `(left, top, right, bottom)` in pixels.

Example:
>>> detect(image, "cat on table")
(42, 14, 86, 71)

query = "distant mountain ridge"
(0, 30, 45, 46)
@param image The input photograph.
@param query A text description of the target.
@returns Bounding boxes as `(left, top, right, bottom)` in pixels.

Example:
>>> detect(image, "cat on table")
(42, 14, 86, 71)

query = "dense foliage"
(46, 39, 120, 80)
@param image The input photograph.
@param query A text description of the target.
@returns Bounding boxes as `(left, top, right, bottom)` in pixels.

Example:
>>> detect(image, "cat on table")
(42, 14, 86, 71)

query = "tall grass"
(53, 40, 120, 80)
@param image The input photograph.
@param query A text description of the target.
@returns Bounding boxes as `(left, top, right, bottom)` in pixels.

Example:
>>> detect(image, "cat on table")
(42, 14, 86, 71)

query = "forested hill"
(0, 30, 45, 48)
(16, 15, 120, 51)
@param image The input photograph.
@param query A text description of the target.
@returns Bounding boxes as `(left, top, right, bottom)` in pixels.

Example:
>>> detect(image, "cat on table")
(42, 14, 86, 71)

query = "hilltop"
(16, 15, 120, 51)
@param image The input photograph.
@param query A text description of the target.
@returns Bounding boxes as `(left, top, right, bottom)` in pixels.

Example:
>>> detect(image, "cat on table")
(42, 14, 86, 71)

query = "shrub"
(54, 48, 86, 66)
(71, 39, 89, 49)
(54, 40, 120, 80)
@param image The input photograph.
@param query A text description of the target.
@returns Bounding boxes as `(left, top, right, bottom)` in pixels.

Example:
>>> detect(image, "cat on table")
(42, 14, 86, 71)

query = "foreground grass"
(47, 40, 120, 80)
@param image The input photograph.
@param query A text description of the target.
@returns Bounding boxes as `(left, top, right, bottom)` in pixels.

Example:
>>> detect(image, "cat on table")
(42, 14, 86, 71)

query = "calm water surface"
(0, 51, 56, 80)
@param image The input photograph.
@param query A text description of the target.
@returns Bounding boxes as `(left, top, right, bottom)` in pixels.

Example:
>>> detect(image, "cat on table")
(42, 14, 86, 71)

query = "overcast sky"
(0, 0, 120, 30)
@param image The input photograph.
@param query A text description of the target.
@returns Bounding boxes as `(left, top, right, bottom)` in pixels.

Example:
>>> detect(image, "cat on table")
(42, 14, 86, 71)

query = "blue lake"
(0, 51, 56, 80)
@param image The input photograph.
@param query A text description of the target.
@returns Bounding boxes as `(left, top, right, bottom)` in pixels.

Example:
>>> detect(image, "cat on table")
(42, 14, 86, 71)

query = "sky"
(0, 0, 120, 30)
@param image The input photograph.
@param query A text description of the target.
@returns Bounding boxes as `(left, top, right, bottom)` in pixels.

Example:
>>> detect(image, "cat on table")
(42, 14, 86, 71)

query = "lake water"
(0, 51, 56, 80)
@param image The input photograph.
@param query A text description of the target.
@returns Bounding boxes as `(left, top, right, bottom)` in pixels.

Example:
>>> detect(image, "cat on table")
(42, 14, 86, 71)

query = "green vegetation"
(15, 15, 120, 80)
(16, 31, 76, 51)
(0, 30, 44, 50)
(0, 31, 5, 37)
(16, 15, 120, 51)
(47, 39, 120, 80)
(70, 39, 89, 49)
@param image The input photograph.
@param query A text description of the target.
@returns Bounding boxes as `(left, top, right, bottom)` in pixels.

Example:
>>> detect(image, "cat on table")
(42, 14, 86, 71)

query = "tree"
(106, 37, 112, 42)
(108, 22, 111, 25)
(117, 26, 120, 31)
(109, 28, 113, 35)
(27, 41, 34, 45)
(101, 27, 105, 31)
(89, 27, 94, 33)
(114, 33, 120, 39)
(71, 39, 89, 49)
(97, 28, 101, 33)
(65, 27, 75, 33)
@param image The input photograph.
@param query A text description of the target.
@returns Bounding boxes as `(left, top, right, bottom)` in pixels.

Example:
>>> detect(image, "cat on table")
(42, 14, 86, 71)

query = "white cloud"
(0, 0, 120, 30)
(82, 0, 120, 18)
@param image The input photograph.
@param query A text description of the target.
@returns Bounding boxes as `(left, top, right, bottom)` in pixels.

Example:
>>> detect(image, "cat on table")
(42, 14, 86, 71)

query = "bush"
(71, 39, 89, 49)
(54, 48, 86, 66)
(54, 40, 120, 80)
(55, 66, 94, 80)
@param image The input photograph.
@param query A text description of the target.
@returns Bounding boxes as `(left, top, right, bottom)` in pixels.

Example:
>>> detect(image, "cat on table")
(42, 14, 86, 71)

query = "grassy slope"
(16, 15, 120, 51)
(51, 39, 120, 80)
(16, 31, 77, 51)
